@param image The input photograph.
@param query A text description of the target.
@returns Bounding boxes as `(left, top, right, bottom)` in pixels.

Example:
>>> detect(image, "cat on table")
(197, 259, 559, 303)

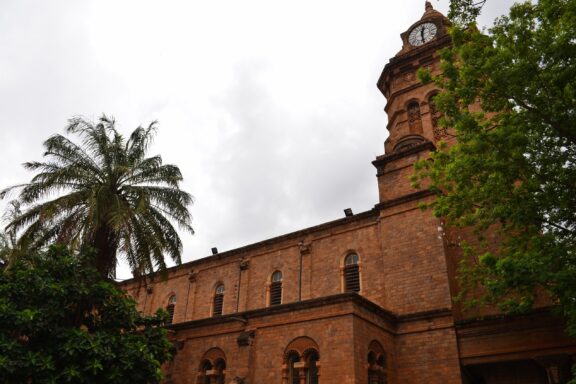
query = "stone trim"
(372, 140, 436, 171)
(454, 307, 561, 337)
(119, 209, 380, 286)
(166, 292, 451, 332)
(374, 189, 436, 210)
(377, 34, 452, 93)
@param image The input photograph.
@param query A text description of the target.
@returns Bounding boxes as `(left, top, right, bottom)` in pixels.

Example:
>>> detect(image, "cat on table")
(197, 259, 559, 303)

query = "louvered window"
(270, 271, 283, 306)
(213, 284, 225, 316)
(167, 294, 176, 324)
(344, 253, 360, 293)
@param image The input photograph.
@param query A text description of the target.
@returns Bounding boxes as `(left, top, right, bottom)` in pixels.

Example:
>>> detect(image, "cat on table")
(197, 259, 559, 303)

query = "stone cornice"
(372, 140, 436, 170)
(454, 307, 565, 338)
(166, 293, 397, 331)
(119, 209, 381, 285)
(375, 190, 436, 210)
(166, 293, 454, 332)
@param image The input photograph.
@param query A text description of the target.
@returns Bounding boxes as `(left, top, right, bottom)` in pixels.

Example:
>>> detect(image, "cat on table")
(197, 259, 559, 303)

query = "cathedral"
(121, 3, 576, 383)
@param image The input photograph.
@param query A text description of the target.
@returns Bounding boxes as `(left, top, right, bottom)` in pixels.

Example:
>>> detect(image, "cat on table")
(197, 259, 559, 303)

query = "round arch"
(196, 347, 227, 384)
(367, 340, 387, 384)
(282, 337, 321, 384)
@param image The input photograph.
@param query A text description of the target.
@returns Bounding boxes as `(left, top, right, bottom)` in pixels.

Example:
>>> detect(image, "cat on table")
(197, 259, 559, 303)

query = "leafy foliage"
(414, 0, 576, 332)
(0, 246, 173, 383)
(0, 201, 24, 266)
(1, 116, 194, 278)
(448, 0, 487, 26)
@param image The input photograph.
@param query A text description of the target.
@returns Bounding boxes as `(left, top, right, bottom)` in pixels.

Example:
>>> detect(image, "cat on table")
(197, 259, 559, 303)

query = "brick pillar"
(234, 329, 255, 382)
(236, 259, 250, 312)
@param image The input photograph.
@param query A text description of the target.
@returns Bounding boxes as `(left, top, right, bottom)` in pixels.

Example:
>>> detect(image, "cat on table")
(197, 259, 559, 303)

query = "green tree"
(1, 116, 194, 278)
(447, 0, 487, 26)
(0, 233, 11, 266)
(414, 0, 576, 333)
(0, 201, 23, 265)
(0, 246, 173, 383)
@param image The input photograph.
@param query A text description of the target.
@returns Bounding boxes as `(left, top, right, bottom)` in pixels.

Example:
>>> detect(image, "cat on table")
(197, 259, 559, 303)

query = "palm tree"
(1, 115, 194, 278)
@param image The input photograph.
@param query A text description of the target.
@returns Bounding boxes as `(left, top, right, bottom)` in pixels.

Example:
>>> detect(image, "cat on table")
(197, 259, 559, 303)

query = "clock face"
(408, 22, 437, 46)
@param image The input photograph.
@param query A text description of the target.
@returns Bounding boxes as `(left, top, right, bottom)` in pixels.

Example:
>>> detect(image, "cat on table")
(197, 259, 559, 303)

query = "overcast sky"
(0, 0, 516, 279)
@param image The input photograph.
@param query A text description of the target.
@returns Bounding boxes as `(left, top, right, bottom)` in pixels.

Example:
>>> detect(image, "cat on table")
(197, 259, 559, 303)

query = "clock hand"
(420, 27, 425, 42)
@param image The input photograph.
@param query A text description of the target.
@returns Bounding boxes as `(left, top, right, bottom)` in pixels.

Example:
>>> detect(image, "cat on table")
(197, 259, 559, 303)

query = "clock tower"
(373, 1, 451, 204)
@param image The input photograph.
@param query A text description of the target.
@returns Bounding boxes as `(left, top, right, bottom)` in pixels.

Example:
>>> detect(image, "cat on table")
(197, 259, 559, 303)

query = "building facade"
(122, 3, 576, 383)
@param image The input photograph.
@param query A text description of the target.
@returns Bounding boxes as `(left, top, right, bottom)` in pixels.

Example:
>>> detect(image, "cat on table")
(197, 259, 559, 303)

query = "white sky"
(0, 0, 516, 279)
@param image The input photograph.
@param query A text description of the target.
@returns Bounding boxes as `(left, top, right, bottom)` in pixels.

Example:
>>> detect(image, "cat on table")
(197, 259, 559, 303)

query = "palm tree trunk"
(92, 224, 118, 278)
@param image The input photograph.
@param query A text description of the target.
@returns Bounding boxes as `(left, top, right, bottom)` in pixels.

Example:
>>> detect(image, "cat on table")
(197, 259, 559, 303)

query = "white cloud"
(0, 0, 517, 278)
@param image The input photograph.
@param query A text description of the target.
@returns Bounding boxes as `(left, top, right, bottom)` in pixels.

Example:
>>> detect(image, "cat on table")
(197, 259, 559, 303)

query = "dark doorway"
(465, 360, 549, 384)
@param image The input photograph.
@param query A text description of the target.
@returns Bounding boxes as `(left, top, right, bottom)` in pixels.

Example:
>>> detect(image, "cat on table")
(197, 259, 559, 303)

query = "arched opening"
(287, 351, 301, 384)
(214, 358, 226, 384)
(166, 294, 176, 324)
(407, 101, 422, 133)
(282, 337, 321, 384)
(200, 360, 212, 384)
(213, 284, 225, 316)
(196, 348, 227, 384)
(344, 253, 360, 293)
(270, 270, 283, 306)
(304, 349, 320, 384)
(368, 340, 387, 384)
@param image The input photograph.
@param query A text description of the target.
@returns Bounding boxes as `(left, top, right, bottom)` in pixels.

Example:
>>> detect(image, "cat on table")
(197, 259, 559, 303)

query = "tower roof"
(421, 1, 448, 23)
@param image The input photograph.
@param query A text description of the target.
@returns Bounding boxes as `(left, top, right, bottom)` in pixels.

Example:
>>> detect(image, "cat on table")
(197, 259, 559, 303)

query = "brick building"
(121, 3, 576, 383)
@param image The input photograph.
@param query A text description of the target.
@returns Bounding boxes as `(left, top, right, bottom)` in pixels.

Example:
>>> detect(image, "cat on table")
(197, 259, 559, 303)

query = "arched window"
(305, 349, 320, 384)
(283, 337, 321, 384)
(287, 351, 301, 384)
(270, 271, 283, 306)
(213, 284, 225, 316)
(200, 360, 212, 384)
(368, 341, 387, 384)
(429, 93, 446, 140)
(407, 101, 422, 133)
(214, 359, 226, 384)
(344, 253, 360, 293)
(167, 294, 176, 324)
(196, 348, 226, 384)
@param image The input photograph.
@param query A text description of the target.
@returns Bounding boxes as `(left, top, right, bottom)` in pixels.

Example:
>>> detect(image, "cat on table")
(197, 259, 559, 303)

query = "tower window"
(270, 271, 283, 306)
(407, 101, 422, 133)
(166, 294, 176, 324)
(344, 253, 360, 293)
(213, 284, 225, 316)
